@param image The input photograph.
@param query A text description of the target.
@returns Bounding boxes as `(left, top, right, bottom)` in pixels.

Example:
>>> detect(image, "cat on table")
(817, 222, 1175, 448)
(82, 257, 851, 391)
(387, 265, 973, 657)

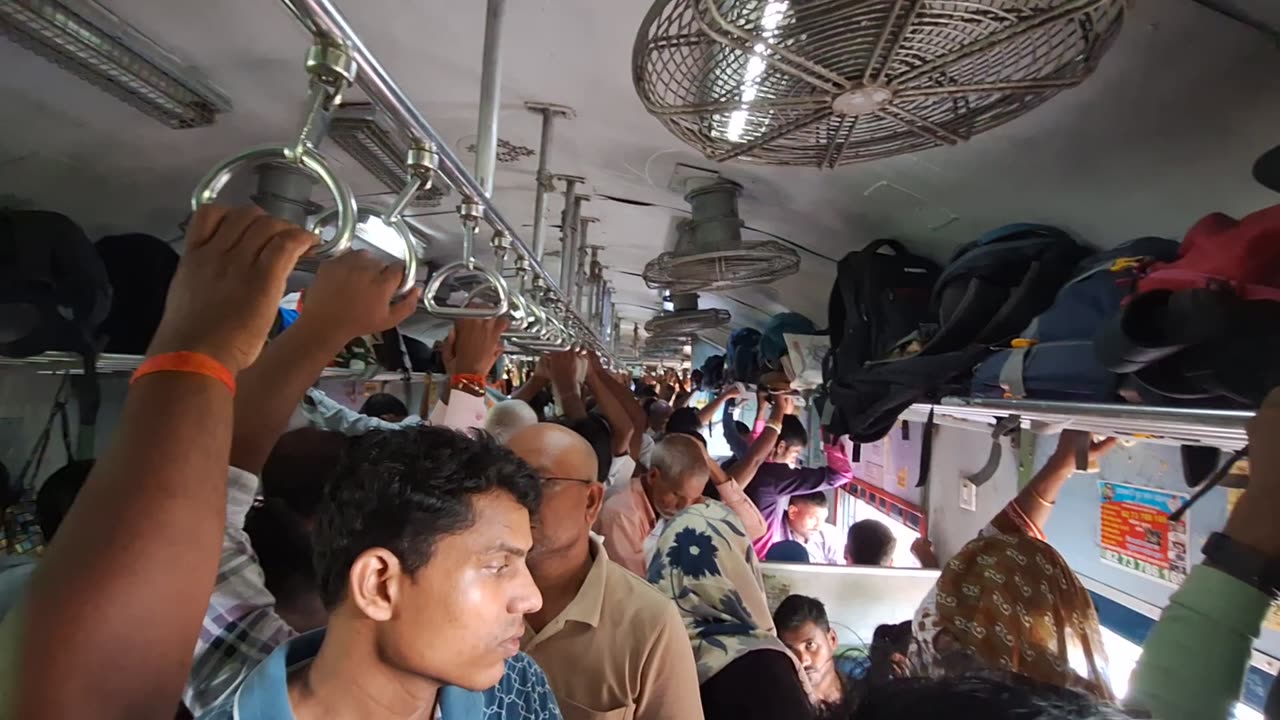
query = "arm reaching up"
(11, 205, 315, 720)
(584, 352, 635, 457)
(698, 384, 741, 426)
(989, 430, 1117, 539)
(725, 395, 792, 489)
(231, 251, 420, 475)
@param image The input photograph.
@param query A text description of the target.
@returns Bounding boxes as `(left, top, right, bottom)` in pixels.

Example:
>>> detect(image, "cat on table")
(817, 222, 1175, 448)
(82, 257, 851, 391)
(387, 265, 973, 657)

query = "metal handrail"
(281, 0, 613, 359)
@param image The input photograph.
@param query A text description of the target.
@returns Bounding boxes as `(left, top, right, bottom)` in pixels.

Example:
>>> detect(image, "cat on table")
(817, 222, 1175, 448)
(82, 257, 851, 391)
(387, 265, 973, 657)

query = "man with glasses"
(506, 423, 703, 720)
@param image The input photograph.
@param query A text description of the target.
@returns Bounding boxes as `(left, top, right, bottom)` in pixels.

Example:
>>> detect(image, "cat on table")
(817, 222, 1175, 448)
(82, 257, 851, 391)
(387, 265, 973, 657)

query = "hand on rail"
(295, 250, 421, 344)
(547, 350, 587, 392)
(1046, 429, 1118, 474)
(442, 316, 510, 377)
(1225, 388, 1280, 557)
(148, 205, 315, 374)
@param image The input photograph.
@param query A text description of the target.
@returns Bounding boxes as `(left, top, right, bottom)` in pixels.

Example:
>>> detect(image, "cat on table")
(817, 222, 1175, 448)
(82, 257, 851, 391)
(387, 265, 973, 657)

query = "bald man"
(506, 424, 703, 720)
(595, 433, 767, 577)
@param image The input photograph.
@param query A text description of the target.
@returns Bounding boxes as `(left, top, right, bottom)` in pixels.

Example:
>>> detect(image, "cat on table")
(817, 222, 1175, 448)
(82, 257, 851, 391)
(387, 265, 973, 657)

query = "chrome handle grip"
(191, 144, 356, 260)
(423, 261, 511, 318)
(310, 207, 419, 297)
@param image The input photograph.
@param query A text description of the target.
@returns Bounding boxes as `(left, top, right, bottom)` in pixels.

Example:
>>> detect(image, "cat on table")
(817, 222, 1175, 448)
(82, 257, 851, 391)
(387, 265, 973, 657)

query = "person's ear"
(348, 547, 403, 622)
(786, 504, 798, 520)
(585, 483, 605, 526)
(827, 629, 838, 649)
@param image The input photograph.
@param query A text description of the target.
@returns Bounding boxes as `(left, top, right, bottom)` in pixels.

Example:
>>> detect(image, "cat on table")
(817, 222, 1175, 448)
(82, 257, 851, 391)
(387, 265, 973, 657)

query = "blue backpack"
(725, 328, 762, 383)
(972, 236, 1180, 401)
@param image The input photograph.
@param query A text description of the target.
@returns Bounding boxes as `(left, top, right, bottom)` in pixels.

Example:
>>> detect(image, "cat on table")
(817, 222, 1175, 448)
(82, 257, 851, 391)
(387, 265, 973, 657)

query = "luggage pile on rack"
(818, 203, 1280, 443)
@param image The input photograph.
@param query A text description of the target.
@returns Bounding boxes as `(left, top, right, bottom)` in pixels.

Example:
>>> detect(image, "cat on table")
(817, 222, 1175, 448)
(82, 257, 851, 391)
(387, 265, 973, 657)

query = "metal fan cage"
(644, 239, 799, 292)
(645, 307, 731, 335)
(633, 0, 1127, 167)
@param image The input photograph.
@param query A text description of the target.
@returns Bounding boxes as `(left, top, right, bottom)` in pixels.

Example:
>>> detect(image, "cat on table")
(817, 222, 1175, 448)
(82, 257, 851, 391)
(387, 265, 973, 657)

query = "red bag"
(1136, 205, 1280, 301)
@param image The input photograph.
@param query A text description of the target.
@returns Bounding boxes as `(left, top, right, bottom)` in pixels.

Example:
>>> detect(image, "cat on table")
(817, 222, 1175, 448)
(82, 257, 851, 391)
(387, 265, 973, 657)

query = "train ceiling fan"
(633, 0, 1128, 167)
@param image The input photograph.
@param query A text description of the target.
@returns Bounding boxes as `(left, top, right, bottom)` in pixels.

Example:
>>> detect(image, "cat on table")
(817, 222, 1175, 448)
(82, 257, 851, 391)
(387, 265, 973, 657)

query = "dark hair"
(732, 420, 750, 437)
(637, 385, 658, 399)
(263, 428, 348, 523)
(359, 393, 409, 419)
(245, 498, 318, 614)
(847, 519, 897, 566)
(558, 415, 612, 484)
(789, 490, 828, 510)
(779, 415, 808, 448)
(35, 459, 94, 540)
(528, 388, 554, 421)
(844, 673, 1129, 720)
(665, 407, 702, 436)
(773, 594, 831, 635)
(312, 426, 541, 608)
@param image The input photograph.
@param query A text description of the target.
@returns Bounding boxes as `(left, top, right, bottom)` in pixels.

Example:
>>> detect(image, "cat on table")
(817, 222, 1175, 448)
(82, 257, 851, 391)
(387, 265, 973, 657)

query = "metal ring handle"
(192, 144, 356, 260)
(311, 207, 418, 297)
(423, 261, 510, 318)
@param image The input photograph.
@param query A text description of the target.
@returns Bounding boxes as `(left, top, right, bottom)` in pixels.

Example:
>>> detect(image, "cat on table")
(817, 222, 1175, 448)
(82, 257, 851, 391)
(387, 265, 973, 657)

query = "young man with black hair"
(781, 491, 844, 564)
(183, 250, 559, 719)
(845, 519, 897, 567)
(507, 423, 702, 720)
(358, 392, 410, 421)
(773, 594, 862, 709)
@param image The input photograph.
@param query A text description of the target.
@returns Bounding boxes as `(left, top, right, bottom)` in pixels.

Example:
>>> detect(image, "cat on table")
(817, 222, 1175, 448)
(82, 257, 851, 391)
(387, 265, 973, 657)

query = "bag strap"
(862, 238, 906, 256)
(915, 406, 936, 488)
(965, 414, 1022, 487)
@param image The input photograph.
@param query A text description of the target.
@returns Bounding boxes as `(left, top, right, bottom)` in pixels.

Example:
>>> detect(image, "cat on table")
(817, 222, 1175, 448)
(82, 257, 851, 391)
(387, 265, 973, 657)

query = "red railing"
(836, 475, 927, 539)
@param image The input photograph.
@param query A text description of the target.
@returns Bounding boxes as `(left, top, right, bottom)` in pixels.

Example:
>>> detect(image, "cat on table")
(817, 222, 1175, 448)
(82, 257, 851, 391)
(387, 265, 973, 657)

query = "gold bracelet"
(766, 421, 783, 434)
(1029, 488, 1055, 507)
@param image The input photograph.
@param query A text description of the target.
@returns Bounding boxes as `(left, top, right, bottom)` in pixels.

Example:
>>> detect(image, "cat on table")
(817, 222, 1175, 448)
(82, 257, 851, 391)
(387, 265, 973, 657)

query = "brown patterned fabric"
(911, 532, 1115, 702)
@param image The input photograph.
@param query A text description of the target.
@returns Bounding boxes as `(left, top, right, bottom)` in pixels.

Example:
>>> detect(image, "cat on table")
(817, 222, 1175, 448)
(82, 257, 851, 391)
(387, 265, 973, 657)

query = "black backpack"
(827, 239, 939, 380)
(824, 224, 1086, 445)
(0, 211, 112, 457)
(96, 233, 179, 354)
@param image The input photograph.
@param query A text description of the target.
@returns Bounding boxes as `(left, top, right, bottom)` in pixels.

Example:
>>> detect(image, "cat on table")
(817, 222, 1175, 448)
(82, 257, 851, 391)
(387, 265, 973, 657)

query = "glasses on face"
(539, 476, 596, 487)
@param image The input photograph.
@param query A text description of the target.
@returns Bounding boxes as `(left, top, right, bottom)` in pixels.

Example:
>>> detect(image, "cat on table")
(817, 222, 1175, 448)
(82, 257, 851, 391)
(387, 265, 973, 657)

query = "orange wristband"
(131, 352, 236, 395)
(451, 373, 487, 387)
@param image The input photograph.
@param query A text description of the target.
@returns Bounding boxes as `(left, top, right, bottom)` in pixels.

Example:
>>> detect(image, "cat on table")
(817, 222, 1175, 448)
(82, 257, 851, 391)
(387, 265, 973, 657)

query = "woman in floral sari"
(647, 500, 816, 720)
(906, 430, 1118, 702)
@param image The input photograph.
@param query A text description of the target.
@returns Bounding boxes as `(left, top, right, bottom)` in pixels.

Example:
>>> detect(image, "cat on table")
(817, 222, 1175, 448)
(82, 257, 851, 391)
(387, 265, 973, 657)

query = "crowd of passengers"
(0, 204, 1276, 720)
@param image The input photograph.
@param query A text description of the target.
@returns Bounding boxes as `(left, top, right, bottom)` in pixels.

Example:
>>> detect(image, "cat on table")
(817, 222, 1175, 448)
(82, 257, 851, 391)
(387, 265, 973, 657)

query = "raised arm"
(702, 443, 767, 541)
(511, 356, 550, 404)
(584, 352, 635, 457)
(11, 206, 314, 720)
(724, 395, 790, 489)
(698, 384, 740, 427)
(547, 350, 589, 420)
(232, 251, 419, 474)
(988, 430, 1116, 539)
(1130, 393, 1276, 720)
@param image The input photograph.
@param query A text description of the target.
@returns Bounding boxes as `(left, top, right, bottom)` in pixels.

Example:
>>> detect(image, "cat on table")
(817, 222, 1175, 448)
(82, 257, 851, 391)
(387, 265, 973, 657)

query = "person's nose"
(512, 565, 543, 615)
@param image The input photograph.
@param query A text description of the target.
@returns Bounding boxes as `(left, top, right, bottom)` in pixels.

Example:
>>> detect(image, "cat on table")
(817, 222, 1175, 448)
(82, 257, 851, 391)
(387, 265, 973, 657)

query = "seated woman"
(647, 501, 816, 720)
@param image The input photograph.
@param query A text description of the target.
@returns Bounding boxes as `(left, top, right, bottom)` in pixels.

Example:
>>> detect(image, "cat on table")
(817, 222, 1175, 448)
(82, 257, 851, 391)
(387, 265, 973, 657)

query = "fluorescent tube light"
(0, 0, 231, 128)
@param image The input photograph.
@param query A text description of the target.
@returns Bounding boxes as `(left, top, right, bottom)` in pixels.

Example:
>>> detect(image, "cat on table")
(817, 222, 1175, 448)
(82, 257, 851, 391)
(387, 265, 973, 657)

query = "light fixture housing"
(328, 103, 450, 208)
(0, 0, 232, 129)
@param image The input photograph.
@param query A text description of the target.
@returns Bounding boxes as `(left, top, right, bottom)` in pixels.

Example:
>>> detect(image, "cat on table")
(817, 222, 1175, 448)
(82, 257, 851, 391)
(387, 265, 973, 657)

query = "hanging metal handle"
(191, 144, 357, 260)
(310, 206, 418, 296)
(423, 201, 509, 318)
(423, 262, 510, 317)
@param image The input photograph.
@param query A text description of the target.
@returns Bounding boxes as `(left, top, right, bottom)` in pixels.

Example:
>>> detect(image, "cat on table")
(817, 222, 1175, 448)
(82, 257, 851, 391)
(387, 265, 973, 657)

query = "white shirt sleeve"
(606, 455, 636, 488)
(301, 388, 421, 436)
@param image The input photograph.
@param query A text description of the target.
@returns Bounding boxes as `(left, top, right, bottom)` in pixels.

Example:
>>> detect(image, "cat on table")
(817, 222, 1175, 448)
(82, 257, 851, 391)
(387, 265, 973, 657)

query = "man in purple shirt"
(730, 409, 855, 559)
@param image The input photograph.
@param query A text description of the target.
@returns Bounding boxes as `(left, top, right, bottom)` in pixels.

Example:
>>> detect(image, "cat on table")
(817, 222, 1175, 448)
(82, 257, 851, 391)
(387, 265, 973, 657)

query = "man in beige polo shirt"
(507, 423, 704, 720)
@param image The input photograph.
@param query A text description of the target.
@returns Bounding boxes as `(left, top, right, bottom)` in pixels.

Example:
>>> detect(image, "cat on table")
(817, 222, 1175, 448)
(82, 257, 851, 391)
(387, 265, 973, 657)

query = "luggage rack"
(903, 397, 1252, 450)
(0, 352, 429, 384)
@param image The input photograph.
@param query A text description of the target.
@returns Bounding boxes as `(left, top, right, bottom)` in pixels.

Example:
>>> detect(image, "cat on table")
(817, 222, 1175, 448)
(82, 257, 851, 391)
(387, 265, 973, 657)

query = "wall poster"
(1098, 481, 1189, 587)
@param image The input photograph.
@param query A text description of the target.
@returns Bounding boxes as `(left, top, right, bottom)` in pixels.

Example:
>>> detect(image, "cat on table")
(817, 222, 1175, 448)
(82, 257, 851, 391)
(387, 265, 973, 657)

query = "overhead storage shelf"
(904, 397, 1251, 450)
(0, 352, 428, 383)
